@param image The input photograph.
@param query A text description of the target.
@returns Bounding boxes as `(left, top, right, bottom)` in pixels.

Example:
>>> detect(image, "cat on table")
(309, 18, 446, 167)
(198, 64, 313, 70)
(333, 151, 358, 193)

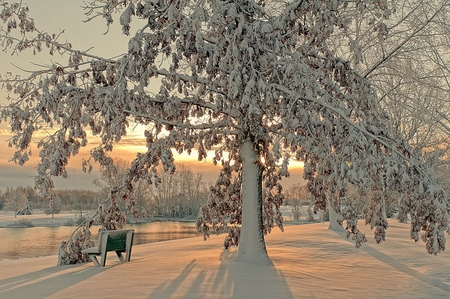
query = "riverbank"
(0, 205, 312, 228)
(2, 221, 450, 298)
(0, 211, 201, 228)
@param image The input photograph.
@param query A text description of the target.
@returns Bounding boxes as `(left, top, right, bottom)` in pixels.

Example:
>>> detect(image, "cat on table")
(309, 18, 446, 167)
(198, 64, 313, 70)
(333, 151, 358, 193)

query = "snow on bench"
(82, 229, 134, 267)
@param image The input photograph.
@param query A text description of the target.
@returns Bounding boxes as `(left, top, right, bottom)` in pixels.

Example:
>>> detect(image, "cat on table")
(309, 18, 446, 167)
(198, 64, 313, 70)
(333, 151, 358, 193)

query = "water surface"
(0, 221, 198, 260)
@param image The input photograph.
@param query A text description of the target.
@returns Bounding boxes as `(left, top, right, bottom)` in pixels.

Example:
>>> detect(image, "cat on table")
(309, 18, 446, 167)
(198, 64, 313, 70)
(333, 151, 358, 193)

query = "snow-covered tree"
(285, 183, 313, 222)
(0, 0, 448, 265)
(332, 0, 450, 229)
(333, 0, 450, 181)
(150, 164, 208, 218)
(4, 187, 28, 217)
(0, 188, 4, 210)
(44, 197, 62, 218)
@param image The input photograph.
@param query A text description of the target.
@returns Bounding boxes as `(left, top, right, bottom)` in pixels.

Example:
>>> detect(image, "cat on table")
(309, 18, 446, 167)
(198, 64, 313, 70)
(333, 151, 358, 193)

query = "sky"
(0, 0, 305, 191)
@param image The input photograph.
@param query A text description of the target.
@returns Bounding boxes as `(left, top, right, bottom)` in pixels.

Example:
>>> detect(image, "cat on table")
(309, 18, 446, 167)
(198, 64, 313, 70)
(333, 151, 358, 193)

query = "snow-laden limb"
(1, 0, 449, 262)
(57, 219, 94, 265)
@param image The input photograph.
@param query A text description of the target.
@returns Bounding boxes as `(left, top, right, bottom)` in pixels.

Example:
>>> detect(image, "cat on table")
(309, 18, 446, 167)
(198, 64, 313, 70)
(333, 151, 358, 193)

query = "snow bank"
(1, 221, 450, 298)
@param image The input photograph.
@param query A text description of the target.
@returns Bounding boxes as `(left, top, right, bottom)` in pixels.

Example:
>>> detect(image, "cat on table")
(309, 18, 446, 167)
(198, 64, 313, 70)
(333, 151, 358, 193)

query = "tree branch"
(364, 3, 446, 78)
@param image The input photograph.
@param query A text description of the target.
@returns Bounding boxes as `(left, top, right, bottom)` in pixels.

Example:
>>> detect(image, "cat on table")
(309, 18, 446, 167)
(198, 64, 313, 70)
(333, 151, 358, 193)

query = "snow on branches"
(0, 0, 448, 259)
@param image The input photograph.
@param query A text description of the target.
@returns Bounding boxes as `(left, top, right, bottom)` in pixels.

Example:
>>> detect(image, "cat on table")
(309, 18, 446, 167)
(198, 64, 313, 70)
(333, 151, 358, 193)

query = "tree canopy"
(0, 0, 448, 263)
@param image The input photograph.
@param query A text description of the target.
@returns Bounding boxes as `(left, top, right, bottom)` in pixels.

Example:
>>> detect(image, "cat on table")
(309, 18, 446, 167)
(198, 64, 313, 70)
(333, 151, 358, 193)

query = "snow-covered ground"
(1, 220, 450, 298)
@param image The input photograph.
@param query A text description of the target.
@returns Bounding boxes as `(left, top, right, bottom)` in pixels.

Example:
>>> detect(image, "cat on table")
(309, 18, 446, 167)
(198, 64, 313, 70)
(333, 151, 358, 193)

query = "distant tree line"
(284, 182, 404, 223)
(95, 159, 211, 221)
(0, 162, 211, 221)
(0, 186, 101, 217)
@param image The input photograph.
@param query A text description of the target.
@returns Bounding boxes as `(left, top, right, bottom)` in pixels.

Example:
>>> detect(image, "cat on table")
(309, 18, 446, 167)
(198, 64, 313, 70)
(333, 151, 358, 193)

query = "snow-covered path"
(1, 221, 450, 298)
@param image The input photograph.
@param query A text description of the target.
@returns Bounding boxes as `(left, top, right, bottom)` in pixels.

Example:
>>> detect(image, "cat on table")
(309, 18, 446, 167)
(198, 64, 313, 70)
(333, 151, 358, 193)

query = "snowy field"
(1, 220, 450, 298)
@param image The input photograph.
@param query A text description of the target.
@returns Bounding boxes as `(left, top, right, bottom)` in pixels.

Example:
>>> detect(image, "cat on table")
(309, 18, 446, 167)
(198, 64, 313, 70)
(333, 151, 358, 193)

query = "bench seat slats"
(82, 246, 101, 254)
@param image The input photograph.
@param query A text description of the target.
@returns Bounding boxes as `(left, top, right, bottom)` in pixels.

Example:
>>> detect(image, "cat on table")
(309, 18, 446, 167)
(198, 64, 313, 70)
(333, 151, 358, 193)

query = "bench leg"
(116, 251, 125, 263)
(100, 251, 107, 267)
(89, 255, 100, 266)
(125, 249, 132, 262)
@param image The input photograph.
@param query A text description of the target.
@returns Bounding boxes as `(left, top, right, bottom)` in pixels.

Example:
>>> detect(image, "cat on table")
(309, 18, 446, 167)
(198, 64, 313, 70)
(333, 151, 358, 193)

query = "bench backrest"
(105, 230, 129, 251)
(98, 229, 134, 252)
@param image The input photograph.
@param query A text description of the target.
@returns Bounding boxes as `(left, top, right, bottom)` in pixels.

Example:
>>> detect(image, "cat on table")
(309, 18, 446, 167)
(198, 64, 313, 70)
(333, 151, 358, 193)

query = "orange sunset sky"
(0, 1, 305, 191)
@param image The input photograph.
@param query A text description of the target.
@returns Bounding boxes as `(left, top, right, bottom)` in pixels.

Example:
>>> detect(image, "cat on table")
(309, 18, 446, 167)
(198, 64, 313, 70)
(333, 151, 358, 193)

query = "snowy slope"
(1, 220, 449, 298)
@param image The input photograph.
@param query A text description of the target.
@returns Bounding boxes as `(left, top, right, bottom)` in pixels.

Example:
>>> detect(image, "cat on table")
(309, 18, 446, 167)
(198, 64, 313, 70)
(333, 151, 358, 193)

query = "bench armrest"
(82, 246, 101, 254)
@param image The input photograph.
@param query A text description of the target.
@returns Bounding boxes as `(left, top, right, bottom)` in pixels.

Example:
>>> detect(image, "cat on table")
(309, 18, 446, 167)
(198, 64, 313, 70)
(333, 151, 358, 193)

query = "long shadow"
(182, 270, 206, 299)
(332, 230, 450, 294)
(362, 243, 450, 293)
(0, 263, 104, 298)
(221, 261, 294, 299)
(0, 265, 68, 291)
(196, 249, 293, 299)
(147, 259, 197, 299)
(146, 255, 293, 299)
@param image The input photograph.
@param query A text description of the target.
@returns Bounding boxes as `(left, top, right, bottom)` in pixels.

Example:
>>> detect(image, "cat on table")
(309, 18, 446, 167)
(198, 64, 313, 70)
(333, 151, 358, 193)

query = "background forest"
(0, 161, 211, 222)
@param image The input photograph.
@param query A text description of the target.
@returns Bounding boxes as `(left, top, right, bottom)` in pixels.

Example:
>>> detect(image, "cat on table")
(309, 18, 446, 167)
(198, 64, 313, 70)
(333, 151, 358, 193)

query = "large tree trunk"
(328, 199, 344, 232)
(234, 139, 272, 265)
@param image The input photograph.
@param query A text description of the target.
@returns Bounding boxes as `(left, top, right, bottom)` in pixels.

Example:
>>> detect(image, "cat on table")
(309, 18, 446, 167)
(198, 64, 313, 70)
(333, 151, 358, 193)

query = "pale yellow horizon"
(0, 126, 305, 190)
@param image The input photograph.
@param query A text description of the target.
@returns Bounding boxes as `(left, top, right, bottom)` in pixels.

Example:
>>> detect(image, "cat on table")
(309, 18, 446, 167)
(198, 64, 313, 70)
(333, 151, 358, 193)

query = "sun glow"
(0, 119, 305, 189)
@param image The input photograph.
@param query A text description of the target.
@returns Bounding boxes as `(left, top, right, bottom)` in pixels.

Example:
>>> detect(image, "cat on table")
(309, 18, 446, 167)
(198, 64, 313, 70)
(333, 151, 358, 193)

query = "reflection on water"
(127, 222, 198, 245)
(0, 221, 198, 260)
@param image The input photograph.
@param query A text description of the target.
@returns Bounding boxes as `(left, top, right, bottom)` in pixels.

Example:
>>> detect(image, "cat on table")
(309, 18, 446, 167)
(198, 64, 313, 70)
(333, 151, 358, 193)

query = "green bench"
(82, 229, 134, 267)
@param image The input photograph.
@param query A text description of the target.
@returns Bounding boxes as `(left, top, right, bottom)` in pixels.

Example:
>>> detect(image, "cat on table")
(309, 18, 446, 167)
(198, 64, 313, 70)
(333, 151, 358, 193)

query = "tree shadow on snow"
(331, 230, 450, 294)
(361, 243, 450, 293)
(147, 252, 293, 299)
(147, 259, 198, 299)
(212, 255, 294, 299)
(0, 263, 104, 298)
